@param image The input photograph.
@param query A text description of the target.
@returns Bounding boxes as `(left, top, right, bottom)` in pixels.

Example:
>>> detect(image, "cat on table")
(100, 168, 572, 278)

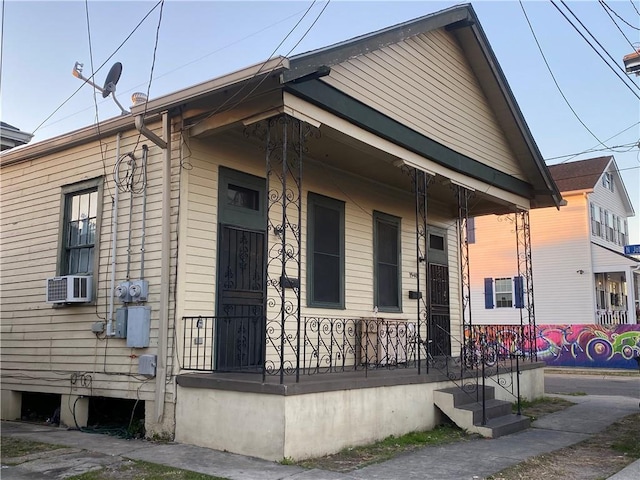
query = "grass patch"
(512, 396, 575, 421)
(487, 412, 640, 480)
(298, 423, 473, 472)
(0, 437, 65, 461)
(67, 460, 228, 480)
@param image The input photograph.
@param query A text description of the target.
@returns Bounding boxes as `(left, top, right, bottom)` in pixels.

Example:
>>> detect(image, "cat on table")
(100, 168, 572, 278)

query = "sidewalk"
(2, 394, 639, 480)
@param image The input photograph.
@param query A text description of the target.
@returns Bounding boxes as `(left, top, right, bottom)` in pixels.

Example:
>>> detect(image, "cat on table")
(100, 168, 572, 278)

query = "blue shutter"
(514, 276, 524, 309)
(484, 278, 494, 309)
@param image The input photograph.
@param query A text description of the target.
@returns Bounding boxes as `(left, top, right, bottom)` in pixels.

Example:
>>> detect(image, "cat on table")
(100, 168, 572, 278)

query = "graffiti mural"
(471, 324, 640, 370)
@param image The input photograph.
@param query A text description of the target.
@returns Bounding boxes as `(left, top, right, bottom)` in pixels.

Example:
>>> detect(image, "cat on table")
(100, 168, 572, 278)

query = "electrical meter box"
(126, 306, 151, 348)
(138, 354, 157, 377)
(115, 307, 128, 338)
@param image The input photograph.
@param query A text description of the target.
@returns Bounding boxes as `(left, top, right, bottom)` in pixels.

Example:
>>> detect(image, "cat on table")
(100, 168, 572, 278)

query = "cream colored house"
(1, 5, 559, 460)
(469, 156, 639, 327)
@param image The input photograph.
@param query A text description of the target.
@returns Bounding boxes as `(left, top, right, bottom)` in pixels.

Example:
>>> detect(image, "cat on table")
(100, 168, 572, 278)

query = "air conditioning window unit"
(46, 275, 92, 304)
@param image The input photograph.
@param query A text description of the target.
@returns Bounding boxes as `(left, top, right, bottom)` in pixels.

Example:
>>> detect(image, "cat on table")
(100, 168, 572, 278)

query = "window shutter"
(484, 278, 494, 309)
(514, 276, 524, 309)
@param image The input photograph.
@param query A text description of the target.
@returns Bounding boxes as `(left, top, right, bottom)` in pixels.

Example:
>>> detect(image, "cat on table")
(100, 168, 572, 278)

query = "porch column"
(404, 167, 431, 374)
(515, 209, 537, 360)
(455, 185, 474, 367)
(263, 115, 313, 383)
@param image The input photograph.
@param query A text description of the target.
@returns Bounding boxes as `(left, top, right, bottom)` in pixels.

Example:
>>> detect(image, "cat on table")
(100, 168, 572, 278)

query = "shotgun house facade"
(1, 5, 560, 460)
(469, 156, 639, 328)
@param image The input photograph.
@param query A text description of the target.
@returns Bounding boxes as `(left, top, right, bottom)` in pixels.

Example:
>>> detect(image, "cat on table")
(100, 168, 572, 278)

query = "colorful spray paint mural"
(470, 324, 640, 370)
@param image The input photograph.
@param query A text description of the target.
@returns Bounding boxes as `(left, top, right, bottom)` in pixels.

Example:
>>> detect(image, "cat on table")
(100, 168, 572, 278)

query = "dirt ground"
(486, 413, 640, 480)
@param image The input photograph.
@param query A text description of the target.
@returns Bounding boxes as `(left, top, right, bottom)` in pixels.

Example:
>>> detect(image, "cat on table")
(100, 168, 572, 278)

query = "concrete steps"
(433, 386, 530, 438)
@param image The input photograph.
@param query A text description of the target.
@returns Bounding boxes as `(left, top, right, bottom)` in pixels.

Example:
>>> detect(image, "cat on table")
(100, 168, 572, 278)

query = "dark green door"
(216, 225, 265, 370)
(216, 167, 267, 371)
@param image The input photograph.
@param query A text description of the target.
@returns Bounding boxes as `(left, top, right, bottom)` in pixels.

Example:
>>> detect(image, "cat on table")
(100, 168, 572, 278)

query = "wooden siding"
(588, 168, 631, 253)
(469, 194, 595, 325)
(1, 122, 180, 423)
(321, 28, 525, 179)
(177, 134, 462, 367)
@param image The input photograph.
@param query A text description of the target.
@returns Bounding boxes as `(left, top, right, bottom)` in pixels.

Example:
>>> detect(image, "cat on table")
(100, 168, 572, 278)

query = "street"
(545, 372, 640, 399)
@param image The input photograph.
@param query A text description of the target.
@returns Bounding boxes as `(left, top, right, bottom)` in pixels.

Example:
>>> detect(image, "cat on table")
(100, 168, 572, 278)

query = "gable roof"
(547, 156, 612, 192)
(548, 155, 635, 216)
(0, 122, 33, 151)
(0, 4, 562, 209)
(284, 3, 562, 209)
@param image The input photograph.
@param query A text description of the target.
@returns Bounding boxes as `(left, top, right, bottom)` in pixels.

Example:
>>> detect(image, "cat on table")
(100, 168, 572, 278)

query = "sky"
(1, 0, 639, 243)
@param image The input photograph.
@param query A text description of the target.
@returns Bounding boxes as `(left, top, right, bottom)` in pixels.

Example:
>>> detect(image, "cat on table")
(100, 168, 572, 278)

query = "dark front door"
(216, 225, 265, 370)
(428, 262, 451, 356)
(427, 229, 451, 357)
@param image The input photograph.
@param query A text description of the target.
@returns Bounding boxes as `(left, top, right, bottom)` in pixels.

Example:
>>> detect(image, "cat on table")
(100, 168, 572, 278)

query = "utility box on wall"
(127, 306, 151, 348)
(115, 307, 128, 338)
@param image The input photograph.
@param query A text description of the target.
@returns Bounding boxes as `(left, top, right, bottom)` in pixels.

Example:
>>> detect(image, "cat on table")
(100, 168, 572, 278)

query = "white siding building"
(469, 156, 639, 326)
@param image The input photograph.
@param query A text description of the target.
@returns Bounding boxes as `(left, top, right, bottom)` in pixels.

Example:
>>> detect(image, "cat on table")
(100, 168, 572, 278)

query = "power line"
(32, 7, 313, 135)
(188, 0, 329, 132)
(84, 0, 110, 197)
(599, 0, 637, 50)
(550, 0, 640, 101)
(32, 0, 165, 135)
(561, 0, 639, 83)
(630, 0, 640, 17)
(131, 0, 165, 156)
(0, 0, 5, 95)
(546, 121, 640, 163)
(602, 0, 640, 31)
(518, 1, 608, 148)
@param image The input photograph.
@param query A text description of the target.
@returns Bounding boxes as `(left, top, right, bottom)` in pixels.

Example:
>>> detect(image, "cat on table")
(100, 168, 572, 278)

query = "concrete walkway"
(1, 394, 639, 480)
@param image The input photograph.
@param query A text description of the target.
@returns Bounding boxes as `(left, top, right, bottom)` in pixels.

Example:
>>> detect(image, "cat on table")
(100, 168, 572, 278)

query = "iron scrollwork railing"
(262, 115, 317, 383)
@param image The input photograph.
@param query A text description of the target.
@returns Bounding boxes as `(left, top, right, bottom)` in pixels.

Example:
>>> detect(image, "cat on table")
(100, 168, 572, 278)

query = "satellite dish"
(102, 62, 123, 98)
(72, 61, 129, 115)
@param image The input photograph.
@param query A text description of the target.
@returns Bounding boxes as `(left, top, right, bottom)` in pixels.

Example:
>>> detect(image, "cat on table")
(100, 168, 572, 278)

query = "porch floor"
(176, 360, 545, 396)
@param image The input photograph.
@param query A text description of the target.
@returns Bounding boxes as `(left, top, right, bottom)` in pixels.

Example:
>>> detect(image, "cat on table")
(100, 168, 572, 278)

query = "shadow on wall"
(472, 324, 640, 370)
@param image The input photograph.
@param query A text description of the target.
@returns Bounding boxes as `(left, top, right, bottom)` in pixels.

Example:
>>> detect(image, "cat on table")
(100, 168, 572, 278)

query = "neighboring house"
(1, 5, 561, 460)
(0, 122, 33, 150)
(469, 156, 639, 327)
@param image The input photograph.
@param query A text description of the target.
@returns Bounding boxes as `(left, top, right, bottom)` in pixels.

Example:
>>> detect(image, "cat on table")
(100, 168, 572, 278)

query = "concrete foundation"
(175, 365, 544, 461)
(60, 394, 89, 428)
(1, 390, 22, 420)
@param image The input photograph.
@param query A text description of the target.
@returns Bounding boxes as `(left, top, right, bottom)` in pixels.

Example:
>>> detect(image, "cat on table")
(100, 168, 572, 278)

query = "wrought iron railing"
(181, 316, 538, 373)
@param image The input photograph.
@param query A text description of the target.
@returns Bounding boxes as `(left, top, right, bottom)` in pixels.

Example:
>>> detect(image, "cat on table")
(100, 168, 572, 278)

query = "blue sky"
(2, 0, 639, 242)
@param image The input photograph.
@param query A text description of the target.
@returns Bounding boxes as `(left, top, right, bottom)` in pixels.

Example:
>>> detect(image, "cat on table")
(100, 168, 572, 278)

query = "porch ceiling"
(222, 122, 523, 217)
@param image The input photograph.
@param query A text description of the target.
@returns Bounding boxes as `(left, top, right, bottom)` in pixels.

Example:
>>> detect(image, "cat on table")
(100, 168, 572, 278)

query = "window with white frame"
(599, 207, 606, 238)
(484, 277, 525, 309)
(602, 172, 614, 192)
(494, 278, 513, 308)
(590, 203, 601, 237)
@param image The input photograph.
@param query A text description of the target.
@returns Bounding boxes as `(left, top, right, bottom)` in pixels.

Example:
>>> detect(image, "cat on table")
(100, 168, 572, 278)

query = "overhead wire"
(560, 0, 639, 82)
(518, 1, 608, 148)
(630, 0, 640, 17)
(0, 0, 5, 94)
(599, 0, 637, 50)
(31, 6, 313, 135)
(131, 0, 165, 156)
(602, 0, 640, 31)
(32, 0, 165, 135)
(206, 0, 333, 125)
(187, 0, 327, 132)
(550, 0, 640, 100)
(84, 0, 110, 197)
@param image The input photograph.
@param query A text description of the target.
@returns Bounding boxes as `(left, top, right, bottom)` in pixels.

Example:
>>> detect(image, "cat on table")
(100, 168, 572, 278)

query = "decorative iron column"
(402, 166, 430, 374)
(262, 115, 314, 383)
(515, 209, 537, 361)
(456, 185, 474, 370)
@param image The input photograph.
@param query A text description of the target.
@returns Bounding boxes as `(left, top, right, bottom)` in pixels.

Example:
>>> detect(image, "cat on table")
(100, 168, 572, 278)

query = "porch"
(175, 355, 544, 461)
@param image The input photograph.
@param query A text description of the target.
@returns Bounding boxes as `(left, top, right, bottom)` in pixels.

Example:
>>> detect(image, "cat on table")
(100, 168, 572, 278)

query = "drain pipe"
(134, 113, 169, 423)
(140, 144, 149, 280)
(106, 133, 121, 337)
